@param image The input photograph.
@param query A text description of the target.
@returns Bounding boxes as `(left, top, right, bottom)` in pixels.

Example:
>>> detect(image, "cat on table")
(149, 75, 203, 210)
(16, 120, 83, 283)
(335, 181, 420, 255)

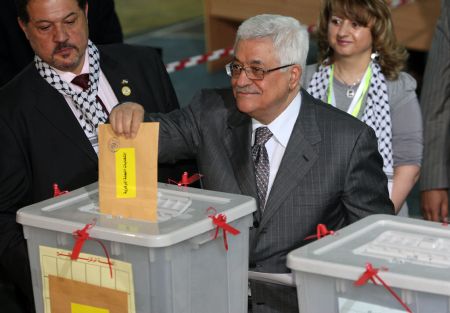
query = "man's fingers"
(123, 104, 144, 138)
(430, 207, 440, 222)
(110, 108, 123, 135)
(422, 206, 434, 221)
(110, 103, 144, 138)
(420, 190, 449, 222)
(130, 109, 143, 138)
(121, 107, 133, 138)
(440, 197, 449, 223)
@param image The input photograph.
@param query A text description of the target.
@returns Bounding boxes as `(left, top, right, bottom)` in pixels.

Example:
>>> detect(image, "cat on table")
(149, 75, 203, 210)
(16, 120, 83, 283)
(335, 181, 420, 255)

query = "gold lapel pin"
(121, 79, 131, 96)
(121, 86, 131, 96)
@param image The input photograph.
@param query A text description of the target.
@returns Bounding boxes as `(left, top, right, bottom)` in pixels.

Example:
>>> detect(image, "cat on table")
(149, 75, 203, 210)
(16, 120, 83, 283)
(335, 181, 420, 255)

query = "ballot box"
(17, 182, 256, 313)
(287, 214, 450, 313)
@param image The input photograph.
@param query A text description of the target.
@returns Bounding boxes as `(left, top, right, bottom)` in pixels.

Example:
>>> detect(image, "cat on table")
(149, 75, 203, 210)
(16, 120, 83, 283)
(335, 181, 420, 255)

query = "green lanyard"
(327, 64, 372, 117)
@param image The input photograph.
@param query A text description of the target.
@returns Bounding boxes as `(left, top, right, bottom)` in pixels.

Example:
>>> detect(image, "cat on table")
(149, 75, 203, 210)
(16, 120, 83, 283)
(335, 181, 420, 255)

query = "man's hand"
(421, 189, 449, 222)
(109, 102, 145, 139)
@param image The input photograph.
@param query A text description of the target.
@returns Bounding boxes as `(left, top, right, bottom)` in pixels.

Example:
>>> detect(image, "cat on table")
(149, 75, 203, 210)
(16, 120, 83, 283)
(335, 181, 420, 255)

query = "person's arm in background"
(392, 165, 420, 213)
(420, 0, 450, 222)
(389, 72, 423, 214)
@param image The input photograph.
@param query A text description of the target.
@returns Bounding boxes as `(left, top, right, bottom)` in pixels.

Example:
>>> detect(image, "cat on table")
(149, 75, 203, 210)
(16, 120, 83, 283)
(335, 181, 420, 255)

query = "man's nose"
(235, 69, 253, 86)
(53, 24, 69, 42)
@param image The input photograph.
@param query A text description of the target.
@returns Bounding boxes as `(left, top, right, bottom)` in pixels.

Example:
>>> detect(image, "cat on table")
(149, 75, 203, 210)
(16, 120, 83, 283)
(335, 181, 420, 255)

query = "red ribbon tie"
(53, 183, 68, 197)
(168, 171, 203, 188)
(354, 263, 412, 313)
(71, 221, 114, 278)
(304, 223, 335, 240)
(208, 209, 240, 251)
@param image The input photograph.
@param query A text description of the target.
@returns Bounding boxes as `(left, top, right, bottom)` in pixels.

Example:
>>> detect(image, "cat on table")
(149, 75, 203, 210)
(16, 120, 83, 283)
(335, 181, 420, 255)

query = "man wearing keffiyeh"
(0, 1, 182, 311)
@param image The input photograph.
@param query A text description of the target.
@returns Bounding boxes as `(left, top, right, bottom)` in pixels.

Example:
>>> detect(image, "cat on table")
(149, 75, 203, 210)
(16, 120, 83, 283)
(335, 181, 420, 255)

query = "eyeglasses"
(225, 62, 294, 80)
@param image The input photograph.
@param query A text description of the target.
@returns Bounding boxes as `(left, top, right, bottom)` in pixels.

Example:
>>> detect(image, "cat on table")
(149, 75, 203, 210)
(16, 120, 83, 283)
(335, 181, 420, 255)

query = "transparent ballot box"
(17, 182, 256, 313)
(287, 214, 450, 313)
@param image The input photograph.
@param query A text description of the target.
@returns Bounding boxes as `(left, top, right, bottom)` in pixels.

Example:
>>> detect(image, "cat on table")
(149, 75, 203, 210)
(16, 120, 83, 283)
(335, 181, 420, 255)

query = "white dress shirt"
(251, 92, 302, 201)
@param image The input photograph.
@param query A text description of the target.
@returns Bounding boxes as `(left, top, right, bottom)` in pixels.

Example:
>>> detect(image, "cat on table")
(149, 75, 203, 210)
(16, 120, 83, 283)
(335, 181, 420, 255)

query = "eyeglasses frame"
(225, 62, 295, 80)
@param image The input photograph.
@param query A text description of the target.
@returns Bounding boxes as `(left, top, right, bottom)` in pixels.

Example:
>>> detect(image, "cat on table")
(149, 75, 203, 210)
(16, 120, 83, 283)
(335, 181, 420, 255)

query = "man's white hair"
(234, 14, 309, 70)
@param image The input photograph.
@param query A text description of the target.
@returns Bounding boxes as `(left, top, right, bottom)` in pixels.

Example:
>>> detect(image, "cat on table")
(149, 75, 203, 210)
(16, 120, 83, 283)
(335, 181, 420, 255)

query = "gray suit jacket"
(420, 0, 450, 190)
(149, 88, 394, 313)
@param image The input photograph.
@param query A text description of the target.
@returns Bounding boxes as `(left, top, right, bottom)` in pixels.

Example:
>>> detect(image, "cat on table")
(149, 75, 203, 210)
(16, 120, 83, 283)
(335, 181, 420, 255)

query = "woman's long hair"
(316, 0, 407, 80)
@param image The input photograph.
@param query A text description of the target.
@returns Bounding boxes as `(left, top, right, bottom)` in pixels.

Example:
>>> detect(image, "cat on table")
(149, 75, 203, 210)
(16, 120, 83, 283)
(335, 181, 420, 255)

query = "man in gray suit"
(420, 0, 450, 222)
(110, 14, 393, 313)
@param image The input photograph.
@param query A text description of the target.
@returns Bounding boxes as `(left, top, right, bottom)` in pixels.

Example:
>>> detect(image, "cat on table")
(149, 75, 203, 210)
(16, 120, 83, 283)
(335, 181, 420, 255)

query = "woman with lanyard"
(303, 0, 422, 216)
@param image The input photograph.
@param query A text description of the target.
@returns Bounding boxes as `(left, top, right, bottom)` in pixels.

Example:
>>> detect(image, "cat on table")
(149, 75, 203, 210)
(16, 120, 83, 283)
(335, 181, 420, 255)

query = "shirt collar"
(252, 92, 301, 147)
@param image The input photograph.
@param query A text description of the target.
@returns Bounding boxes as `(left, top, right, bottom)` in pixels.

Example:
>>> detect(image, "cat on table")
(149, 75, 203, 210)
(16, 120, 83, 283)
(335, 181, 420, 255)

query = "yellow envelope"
(98, 123, 158, 221)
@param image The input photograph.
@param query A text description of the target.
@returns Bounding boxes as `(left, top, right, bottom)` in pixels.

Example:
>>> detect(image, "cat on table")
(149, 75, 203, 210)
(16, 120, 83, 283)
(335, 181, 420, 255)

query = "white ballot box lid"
(287, 214, 450, 296)
(17, 182, 256, 248)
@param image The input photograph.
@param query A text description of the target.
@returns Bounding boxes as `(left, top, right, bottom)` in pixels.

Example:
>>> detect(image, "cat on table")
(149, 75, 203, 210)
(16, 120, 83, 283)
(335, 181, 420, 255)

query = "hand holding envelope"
(98, 121, 159, 221)
(109, 102, 145, 139)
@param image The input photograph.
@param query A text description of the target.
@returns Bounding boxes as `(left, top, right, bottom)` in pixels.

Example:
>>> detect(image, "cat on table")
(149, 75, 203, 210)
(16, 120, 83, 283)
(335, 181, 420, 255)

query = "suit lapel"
(222, 92, 258, 202)
(99, 49, 139, 105)
(30, 69, 97, 162)
(257, 90, 322, 231)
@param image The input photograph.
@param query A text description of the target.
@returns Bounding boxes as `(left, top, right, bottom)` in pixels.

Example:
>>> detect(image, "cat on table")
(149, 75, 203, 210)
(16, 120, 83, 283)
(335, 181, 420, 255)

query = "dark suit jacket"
(420, 0, 450, 191)
(0, 0, 123, 87)
(0, 44, 178, 256)
(147, 88, 394, 313)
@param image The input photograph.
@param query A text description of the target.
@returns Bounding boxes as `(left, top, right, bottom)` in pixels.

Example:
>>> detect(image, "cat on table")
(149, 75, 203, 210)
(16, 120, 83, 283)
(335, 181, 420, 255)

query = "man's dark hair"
(15, 0, 88, 23)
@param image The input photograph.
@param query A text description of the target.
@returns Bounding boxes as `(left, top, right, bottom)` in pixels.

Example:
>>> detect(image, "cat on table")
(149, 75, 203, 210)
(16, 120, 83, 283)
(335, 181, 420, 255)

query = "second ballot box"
(287, 214, 450, 313)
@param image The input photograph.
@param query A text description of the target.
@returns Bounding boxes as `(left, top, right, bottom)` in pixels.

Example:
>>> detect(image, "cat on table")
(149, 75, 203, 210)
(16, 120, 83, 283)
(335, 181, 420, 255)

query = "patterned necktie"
(71, 73, 109, 117)
(252, 127, 273, 213)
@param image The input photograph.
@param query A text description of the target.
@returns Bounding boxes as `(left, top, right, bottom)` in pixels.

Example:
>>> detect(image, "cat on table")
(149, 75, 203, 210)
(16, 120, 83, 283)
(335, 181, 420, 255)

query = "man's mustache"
(53, 43, 77, 54)
(235, 86, 260, 94)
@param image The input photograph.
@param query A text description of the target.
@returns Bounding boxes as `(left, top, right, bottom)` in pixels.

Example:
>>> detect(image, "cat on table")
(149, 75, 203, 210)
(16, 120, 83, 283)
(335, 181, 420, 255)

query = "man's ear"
(289, 65, 302, 90)
(85, 2, 89, 20)
(17, 17, 29, 40)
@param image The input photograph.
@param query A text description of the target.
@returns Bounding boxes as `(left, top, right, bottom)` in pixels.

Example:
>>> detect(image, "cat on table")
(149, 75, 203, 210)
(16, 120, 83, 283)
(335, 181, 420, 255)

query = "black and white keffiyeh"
(307, 62, 394, 174)
(35, 40, 107, 139)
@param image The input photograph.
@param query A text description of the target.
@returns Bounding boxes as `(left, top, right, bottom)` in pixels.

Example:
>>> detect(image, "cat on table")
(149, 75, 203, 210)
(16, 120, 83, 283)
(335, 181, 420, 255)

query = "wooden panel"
(204, 16, 238, 71)
(205, 0, 321, 70)
(391, 0, 440, 51)
(205, 0, 440, 71)
(209, 0, 321, 26)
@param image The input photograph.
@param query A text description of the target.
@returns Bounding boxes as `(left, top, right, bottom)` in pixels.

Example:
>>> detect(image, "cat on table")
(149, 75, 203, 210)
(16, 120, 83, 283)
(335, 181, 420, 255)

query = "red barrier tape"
(166, 47, 233, 73)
